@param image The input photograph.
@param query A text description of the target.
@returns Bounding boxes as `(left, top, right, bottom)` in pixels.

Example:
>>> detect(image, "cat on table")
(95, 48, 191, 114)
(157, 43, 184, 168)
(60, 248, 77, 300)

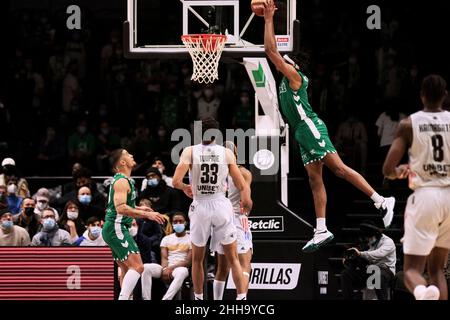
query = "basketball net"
(181, 34, 227, 84)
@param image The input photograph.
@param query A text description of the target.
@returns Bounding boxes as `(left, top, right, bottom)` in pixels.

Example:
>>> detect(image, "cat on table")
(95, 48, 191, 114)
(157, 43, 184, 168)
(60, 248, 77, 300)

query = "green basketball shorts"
(102, 221, 140, 262)
(294, 117, 337, 166)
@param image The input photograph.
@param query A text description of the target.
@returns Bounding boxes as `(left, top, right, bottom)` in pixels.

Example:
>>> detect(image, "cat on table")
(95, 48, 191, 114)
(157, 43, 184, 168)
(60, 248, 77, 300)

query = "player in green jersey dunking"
(104, 149, 165, 299)
(263, 0, 395, 253)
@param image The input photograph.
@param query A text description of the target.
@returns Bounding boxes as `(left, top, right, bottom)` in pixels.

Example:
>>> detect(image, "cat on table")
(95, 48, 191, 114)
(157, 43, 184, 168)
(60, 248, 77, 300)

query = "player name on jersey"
(199, 155, 220, 162)
(419, 124, 450, 132)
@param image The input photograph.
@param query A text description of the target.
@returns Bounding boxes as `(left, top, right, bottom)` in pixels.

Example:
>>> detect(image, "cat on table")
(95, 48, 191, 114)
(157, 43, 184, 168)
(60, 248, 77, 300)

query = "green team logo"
(279, 82, 287, 94)
(252, 63, 266, 88)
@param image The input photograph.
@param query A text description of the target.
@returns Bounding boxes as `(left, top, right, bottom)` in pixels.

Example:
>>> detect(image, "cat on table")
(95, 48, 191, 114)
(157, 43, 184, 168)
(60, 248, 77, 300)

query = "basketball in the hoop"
(251, 0, 267, 17)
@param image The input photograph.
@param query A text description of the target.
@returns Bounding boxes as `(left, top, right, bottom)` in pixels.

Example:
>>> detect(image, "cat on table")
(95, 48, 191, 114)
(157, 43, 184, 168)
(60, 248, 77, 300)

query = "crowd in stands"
(1, 3, 448, 180)
(0, 156, 185, 248)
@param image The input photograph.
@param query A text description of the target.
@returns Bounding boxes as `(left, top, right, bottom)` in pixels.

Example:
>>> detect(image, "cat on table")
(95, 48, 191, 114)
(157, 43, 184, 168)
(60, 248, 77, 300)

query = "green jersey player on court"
(103, 149, 165, 299)
(263, 0, 395, 253)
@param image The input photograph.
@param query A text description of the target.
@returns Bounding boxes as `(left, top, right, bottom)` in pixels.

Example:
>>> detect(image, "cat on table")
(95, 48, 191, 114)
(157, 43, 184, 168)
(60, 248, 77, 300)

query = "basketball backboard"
(124, 0, 299, 59)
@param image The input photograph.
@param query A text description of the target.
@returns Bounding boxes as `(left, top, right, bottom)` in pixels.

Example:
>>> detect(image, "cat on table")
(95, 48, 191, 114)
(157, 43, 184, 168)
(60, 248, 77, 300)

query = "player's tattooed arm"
(383, 117, 412, 180)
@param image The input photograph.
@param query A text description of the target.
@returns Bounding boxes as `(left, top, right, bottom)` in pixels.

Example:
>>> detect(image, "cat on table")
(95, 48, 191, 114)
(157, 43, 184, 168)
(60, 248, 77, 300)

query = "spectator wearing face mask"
(0, 158, 30, 198)
(139, 168, 181, 217)
(74, 216, 106, 246)
(141, 212, 191, 300)
(33, 188, 59, 221)
(58, 167, 106, 210)
(77, 186, 105, 223)
(0, 208, 31, 246)
(5, 180, 23, 215)
(140, 157, 173, 189)
(13, 197, 41, 239)
(31, 208, 72, 246)
(59, 200, 86, 242)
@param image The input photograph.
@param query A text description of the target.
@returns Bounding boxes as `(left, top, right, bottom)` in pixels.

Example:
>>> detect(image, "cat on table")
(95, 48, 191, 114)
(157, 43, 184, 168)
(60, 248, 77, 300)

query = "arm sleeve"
(360, 238, 396, 263)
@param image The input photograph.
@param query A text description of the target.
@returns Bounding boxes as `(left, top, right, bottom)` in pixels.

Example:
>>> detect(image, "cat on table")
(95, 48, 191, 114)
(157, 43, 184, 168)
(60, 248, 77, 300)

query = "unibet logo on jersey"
(248, 216, 284, 232)
(226, 263, 301, 290)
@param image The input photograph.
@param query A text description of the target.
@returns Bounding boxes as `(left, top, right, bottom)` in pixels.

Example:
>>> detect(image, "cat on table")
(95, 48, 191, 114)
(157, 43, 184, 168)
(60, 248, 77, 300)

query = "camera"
(343, 248, 368, 270)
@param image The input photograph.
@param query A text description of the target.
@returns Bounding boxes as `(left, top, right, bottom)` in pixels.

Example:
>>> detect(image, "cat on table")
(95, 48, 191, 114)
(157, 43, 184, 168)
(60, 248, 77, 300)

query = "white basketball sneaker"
(302, 229, 334, 253)
(375, 197, 396, 228)
(414, 285, 440, 300)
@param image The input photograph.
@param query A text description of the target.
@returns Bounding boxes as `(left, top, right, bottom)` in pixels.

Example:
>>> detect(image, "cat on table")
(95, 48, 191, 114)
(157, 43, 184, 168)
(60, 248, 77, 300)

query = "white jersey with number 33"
(409, 111, 450, 190)
(190, 143, 229, 199)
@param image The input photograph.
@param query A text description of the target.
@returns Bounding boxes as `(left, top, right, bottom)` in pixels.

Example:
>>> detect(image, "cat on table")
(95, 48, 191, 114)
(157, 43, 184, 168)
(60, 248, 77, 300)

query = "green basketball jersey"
(105, 173, 136, 227)
(279, 70, 318, 130)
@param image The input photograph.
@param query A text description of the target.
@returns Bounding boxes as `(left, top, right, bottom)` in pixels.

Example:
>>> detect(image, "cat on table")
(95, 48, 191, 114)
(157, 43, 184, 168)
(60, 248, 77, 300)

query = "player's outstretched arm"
(383, 117, 412, 180)
(173, 147, 193, 198)
(263, 0, 301, 90)
(113, 178, 165, 223)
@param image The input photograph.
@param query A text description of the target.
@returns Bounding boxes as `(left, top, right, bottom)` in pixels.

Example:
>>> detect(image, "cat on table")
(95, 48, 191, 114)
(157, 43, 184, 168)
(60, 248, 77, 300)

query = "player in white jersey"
(172, 118, 253, 300)
(211, 141, 253, 300)
(383, 75, 450, 300)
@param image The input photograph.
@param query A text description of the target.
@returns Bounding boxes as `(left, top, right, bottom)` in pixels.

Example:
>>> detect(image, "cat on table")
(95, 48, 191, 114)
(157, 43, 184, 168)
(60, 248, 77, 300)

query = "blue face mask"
(90, 226, 102, 239)
(43, 218, 56, 231)
(147, 178, 159, 187)
(78, 194, 92, 205)
(1, 220, 13, 230)
(173, 223, 185, 234)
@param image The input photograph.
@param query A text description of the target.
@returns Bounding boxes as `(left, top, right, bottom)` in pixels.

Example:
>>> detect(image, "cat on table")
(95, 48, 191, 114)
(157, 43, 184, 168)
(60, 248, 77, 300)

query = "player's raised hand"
(263, 0, 278, 20)
(145, 211, 165, 224)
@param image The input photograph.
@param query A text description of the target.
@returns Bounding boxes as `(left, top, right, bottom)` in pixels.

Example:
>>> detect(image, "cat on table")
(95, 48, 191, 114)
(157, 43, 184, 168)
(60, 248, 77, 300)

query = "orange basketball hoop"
(181, 34, 227, 84)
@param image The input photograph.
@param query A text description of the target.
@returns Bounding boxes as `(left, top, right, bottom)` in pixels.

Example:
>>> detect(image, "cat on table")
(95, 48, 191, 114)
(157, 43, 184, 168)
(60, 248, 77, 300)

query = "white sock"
(370, 192, 384, 204)
(236, 293, 247, 300)
(316, 218, 326, 232)
(118, 269, 141, 300)
(194, 293, 204, 300)
(413, 285, 427, 300)
(213, 280, 226, 300)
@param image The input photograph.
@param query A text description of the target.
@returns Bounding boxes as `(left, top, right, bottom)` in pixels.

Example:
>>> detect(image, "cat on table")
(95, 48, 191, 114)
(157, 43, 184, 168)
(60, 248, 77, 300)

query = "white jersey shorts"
(188, 195, 237, 248)
(403, 187, 450, 256)
(210, 214, 253, 255)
